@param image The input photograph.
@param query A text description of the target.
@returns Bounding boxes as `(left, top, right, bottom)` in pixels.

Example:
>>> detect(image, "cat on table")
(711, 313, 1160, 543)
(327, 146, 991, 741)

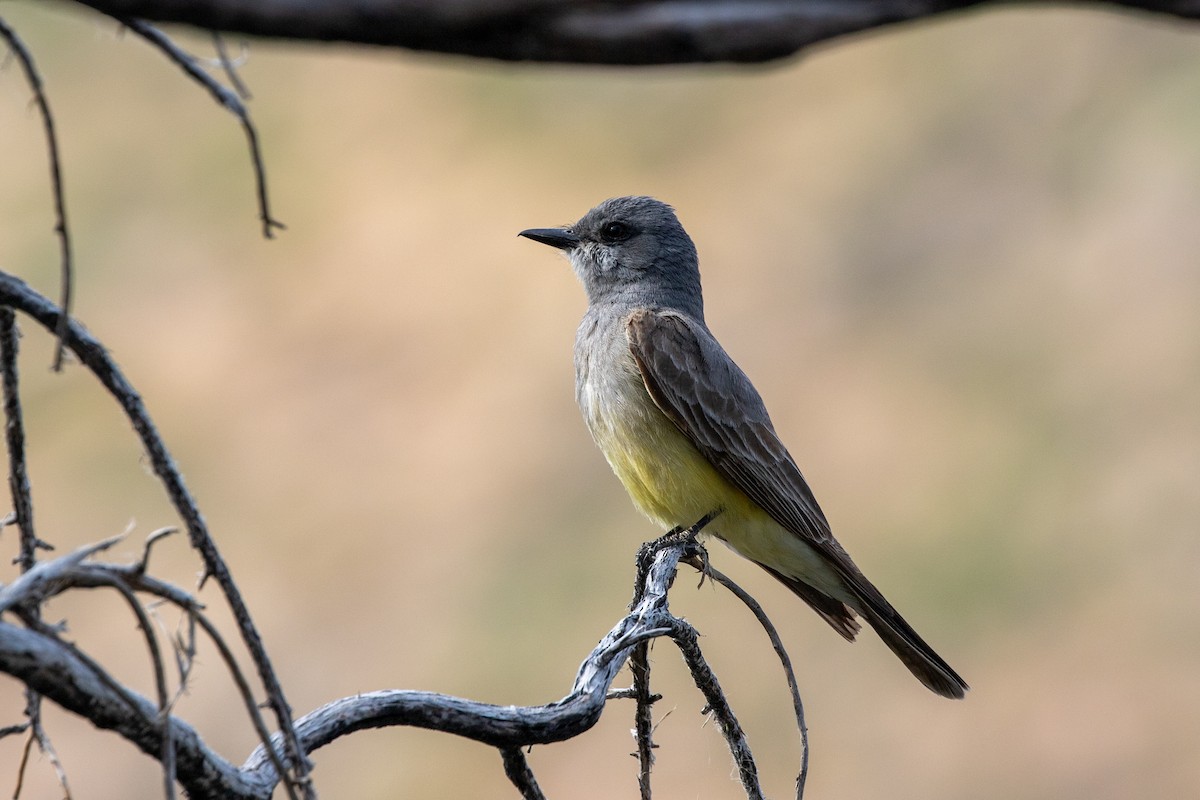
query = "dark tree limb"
(0, 19, 74, 371)
(1, 514, 795, 798)
(629, 641, 656, 799)
(0, 208, 807, 800)
(688, 558, 811, 797)
(116, 18, 285, 239)
(66, 0, 1200, 65)
(0, 303, 69, 799)
(500, 747, 547, 800)
(0, 270, 309, 800)
(0, 310, 40, 571)
(211, 32, 252, 100)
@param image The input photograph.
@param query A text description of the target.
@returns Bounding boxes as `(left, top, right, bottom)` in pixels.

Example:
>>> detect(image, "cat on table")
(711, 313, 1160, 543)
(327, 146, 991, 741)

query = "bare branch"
(13, 687, 74, 800)
(210, 32, 252, 100)
(500, 747, 546, 800)
(670, 620, 764, 800)
(117, 18, 285, 239)
(0, 539, 304, 799)
(0, 536, 125, 612)
(630, 641, 655, 799)
(0, 19, 75, 371)
(91, 575, 177, 800)
(1, 512, 800, 799)
(0, 309, 45, 571)
(687, 559, 810, 798)
(0, 289, 799, 798)
(66, 0, 1200, 65)
(0, 270, 308, 799)
(0, 621, 269, 799)
(242, 535, 716, 790)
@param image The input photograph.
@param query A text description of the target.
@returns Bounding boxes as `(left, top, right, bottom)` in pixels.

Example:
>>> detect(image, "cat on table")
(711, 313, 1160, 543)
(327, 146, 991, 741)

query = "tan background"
(2, 4, 1199, 798)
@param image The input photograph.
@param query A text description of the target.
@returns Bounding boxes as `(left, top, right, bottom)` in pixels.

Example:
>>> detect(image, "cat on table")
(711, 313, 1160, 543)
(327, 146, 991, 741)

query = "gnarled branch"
(1, 514, 799, 798)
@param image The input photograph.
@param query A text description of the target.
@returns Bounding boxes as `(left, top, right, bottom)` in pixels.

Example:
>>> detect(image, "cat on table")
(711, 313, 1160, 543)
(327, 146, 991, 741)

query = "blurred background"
(2, 3, 1198, 798)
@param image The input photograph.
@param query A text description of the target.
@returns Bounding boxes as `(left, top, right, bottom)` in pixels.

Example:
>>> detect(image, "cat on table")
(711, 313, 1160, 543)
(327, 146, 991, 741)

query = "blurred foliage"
(1, 3, 1198, 798)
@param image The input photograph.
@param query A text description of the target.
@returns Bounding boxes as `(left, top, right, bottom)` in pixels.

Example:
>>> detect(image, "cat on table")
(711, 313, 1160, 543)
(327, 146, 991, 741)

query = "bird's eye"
(599, 221, 634, 244)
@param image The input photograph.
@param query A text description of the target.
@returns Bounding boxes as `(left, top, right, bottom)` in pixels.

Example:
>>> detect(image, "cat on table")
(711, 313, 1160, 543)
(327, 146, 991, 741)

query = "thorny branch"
(0, 271, 308, 798)
(0, 305, 70, 799)
(1, 13, 280, 388)
(0, 322, 808, 796)
(0, 19, 74, 371)
(116, 18, 285, 239)
(630, 640, 656, 800)
(687, 557, 811, 797)
(500, 747, 547, 800)
(0, 7, 834, 789)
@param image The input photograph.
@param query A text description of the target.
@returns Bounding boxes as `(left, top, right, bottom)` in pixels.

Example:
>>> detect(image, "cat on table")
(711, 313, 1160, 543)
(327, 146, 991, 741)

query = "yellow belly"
(597, 416, 756, 529)
(589, 390, 846, 600)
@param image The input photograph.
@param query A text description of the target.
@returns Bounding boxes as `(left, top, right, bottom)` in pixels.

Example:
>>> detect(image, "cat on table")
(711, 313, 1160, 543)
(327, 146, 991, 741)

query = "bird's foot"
(633, 510, 723, 598)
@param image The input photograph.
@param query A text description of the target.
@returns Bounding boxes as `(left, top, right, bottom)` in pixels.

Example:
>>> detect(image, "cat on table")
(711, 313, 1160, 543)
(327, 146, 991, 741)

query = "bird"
(519, 196, 967, 698)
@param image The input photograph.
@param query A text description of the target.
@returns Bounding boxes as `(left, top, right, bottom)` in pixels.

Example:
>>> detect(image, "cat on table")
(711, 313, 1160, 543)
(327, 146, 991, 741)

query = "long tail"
(852, 590, 969, 699)
(758, 563, 968, 699)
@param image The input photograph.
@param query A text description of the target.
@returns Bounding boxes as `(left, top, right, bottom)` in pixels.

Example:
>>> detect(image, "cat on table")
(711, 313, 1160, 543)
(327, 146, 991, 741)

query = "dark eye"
(599, 220, 634, 244)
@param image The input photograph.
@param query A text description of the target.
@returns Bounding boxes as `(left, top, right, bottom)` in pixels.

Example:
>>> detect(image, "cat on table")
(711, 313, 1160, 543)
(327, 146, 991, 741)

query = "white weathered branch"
(0, 528, 773, 798)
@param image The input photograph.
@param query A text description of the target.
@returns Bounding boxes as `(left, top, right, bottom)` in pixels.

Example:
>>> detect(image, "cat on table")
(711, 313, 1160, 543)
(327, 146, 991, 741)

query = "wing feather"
(627, 309, 969, 698)
(626, 309, 849, 563)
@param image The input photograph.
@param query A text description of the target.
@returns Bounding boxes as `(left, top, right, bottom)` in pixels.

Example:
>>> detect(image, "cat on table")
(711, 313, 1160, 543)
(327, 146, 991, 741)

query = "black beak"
(518, 227, 580, 250)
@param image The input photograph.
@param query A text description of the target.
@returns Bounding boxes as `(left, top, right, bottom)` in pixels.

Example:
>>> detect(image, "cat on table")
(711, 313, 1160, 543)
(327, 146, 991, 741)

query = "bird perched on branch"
(520, 196, 967, 698)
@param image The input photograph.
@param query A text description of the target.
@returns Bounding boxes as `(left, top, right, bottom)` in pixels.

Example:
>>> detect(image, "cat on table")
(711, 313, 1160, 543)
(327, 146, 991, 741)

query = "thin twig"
(118, 18, 284, 239)
(670, 620, 764, 800)
(630, 641, 655, 800)
(0, 309, 44, 569)
(692, 561, 810, 798)
(0, 307, 67, 799)
(15, 688, 73, 800)
(96, 576, 177, 799)
(168, 609, 198, 711)
(0, 722, 30, 739)
(13, 704, 37, 800)
(0, 19, 75, 372)
(210, 32, 252, 99)
(1, 620, 261, 799)
(499, 747, 546, 800)
(0, 270, 307, 799)
(79, 566, 288, 797)
(136, 526, 180, 576)
(0, 538, 290, 799)
(182, 595, 294, 790)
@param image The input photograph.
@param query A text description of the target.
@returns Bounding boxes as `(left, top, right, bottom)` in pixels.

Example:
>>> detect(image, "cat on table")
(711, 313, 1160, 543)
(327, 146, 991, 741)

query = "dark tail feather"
(852, 590, 969, 700)
(757, 563, 861, 642)
(758, 561, 968, 699)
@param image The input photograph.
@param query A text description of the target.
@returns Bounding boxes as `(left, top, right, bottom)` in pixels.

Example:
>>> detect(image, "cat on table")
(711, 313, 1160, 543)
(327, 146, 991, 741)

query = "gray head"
(520, 196, 704, 318)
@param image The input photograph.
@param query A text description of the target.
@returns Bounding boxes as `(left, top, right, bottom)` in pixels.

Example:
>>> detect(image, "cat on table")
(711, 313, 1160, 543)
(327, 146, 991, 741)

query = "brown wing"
(627, 308, 970, 699)
(625, 308, 874, 594)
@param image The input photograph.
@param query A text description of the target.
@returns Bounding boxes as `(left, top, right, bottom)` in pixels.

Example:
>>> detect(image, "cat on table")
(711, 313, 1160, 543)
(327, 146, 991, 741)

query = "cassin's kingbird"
(520, 196, 967, 699)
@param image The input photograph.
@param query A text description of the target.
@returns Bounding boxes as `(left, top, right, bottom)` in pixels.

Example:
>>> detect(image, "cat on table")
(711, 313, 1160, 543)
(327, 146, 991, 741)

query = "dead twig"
(210, 32, 252, 99)
(499, 747, 546, 800)
(0, 270, 308, 800)
(689, 560, 810, 798)
(0, 20, 74, 372)
(670, 619, 763, 800)
(117, 18, 284, 239)
(630, 641, 656, 799)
